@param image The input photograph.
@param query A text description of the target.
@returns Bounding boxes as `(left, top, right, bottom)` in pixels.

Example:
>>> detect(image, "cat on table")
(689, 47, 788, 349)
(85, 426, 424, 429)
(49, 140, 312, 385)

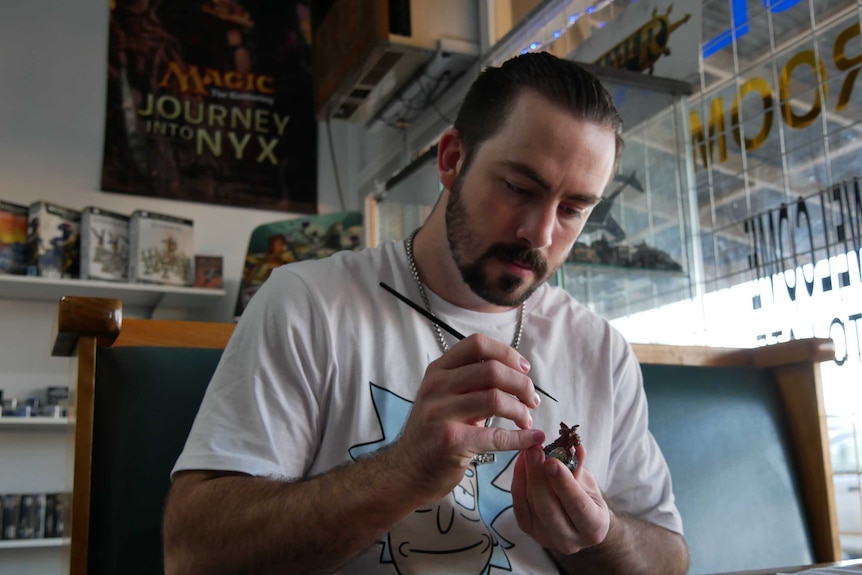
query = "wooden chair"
(52, 296, 233, 575)
(52, 296, 840, 575)
(636, 340, 841, 574)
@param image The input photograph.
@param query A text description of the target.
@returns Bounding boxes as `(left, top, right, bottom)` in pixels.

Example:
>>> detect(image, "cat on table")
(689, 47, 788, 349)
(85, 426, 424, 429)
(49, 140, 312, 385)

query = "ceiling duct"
(312, 0, 480, 124)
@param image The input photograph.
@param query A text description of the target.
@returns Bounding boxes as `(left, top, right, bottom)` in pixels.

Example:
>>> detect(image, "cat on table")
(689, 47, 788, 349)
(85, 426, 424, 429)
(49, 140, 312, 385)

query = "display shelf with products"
(0, 418, 68, 431)
(0, 274, 225, 313)
(565, 262, 688, 277)
(0, 538, 69, 550)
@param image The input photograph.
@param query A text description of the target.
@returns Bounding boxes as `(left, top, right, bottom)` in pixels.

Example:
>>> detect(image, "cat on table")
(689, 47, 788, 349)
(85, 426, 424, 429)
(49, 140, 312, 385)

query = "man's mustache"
(483, 244, 548, 277)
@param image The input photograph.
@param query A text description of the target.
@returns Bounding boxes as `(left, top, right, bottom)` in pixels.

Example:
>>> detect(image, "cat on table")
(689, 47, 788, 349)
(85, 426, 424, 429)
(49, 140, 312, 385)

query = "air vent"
(350, 88, 372, 100)
(360, 51, 404, 87)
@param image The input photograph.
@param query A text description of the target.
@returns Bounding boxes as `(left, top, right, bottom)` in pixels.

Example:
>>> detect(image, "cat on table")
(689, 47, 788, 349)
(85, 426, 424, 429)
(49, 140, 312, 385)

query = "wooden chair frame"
(51, 296, 841, 574)
(52, 297, 233, 575)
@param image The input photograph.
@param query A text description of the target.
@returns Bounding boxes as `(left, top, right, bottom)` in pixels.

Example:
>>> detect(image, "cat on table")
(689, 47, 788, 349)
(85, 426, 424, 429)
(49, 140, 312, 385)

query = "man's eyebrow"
(501, 160, 603, 206)
(502, 160, 552, 191)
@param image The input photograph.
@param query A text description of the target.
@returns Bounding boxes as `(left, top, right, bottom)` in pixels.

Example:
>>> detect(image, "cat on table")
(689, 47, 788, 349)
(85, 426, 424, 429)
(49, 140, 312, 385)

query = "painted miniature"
(543, 422, 581, 471)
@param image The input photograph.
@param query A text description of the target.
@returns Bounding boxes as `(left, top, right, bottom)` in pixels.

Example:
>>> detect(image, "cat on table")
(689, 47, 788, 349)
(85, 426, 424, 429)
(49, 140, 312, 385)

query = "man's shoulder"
(531, 283, 631, 349)
(532, 283, 607, 324)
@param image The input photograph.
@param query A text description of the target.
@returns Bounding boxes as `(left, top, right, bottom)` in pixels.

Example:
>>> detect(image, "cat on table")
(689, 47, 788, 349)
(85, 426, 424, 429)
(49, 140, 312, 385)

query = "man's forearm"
(550, 510, 689, 575)
(163, 447, 423, 575)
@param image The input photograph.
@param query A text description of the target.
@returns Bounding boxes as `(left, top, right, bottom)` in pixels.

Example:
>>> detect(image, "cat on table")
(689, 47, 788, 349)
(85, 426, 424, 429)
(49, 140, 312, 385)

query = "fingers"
(571, 443, 586, 480)
(429, 334, 540, 410)
(511, 446, 540, 533)
(440, 383, 537, 430)
(512, 443, 610, 553)
(479, 427, 545, 455)
(397, 332, 545, 498)
(435, 333, 530, 373)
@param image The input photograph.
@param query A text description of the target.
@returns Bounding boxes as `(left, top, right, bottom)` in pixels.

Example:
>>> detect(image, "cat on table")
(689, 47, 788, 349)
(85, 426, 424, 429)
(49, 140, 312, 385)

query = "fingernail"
(527, 412, 533, 428)
(531, 430, 544, 444)
(546, 460, 559, 476)
(533, 392, 541, 407)
(519, 356, 531, 372)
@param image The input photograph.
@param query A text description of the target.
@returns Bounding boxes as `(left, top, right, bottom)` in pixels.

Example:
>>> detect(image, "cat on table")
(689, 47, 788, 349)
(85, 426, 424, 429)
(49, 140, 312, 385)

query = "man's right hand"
(390, 333, 545, 502)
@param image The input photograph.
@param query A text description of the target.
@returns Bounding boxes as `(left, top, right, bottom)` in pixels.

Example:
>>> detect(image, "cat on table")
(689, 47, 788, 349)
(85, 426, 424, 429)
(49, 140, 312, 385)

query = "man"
(164, 51, 690, 574)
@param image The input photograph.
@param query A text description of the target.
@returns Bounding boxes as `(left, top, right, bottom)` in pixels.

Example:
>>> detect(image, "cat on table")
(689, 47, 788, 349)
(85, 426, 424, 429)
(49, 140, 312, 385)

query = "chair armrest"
(632, 338, 835, 368)
(52, 297, 123, 357)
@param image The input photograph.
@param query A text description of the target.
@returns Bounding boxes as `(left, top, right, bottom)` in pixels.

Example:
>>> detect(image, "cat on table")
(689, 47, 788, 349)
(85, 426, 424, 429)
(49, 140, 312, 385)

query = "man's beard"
(445, 174, 551, 307)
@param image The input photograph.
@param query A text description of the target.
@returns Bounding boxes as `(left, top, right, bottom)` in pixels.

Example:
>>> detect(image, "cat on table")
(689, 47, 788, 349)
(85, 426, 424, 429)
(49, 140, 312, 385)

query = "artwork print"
(101, 0, 317, 213)
(235, 211, 363, 318)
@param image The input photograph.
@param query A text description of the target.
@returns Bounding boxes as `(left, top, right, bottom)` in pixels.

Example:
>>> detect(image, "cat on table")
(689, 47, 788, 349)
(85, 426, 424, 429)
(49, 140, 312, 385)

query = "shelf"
(565, 262, 687, 277)
(0, 538, 70, 550)
(0, 417, 69, 431)
(0, 274, 225, 311)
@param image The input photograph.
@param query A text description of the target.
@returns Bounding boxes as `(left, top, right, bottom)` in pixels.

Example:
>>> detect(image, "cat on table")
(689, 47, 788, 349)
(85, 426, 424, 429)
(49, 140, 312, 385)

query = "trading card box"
(80, 206, 130, 281)
(194, 255, 224, 289)
(27, 201, 80, 278)
(2, 494, 21, 540)
(129, 210, 194, 286)
(45, 493, 70, 538)
(0, 200, 30, 275)
(17, 493, 46, 539)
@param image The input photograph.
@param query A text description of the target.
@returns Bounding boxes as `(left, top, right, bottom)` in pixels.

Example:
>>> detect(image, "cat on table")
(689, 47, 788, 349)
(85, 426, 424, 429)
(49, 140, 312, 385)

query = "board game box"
(129, 210, 194, 286)
(27, 201, 80, 278)
(80, 206, 130, 281)
(0, 200, 30, 275)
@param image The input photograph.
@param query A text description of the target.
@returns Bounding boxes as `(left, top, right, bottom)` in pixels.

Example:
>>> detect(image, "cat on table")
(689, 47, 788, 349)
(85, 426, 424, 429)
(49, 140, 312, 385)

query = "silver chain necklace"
(404, 228, 525, 354)
(404, 228, 527, 465)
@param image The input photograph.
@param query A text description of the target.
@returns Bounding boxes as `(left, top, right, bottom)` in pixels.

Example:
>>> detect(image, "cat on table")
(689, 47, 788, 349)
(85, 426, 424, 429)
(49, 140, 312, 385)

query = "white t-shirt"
(173, 240, 682, 574)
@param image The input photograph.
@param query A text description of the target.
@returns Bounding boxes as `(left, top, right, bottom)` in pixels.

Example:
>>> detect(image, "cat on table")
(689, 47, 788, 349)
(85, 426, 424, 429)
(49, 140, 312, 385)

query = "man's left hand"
(511, 443, 611, 554)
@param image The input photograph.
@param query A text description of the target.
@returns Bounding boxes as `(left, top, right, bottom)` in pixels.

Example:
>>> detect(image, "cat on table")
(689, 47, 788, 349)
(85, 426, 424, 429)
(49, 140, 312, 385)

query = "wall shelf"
(0, 275, 225, 312)
(0, 418, 69, 431)
(0, 538, 69, 550)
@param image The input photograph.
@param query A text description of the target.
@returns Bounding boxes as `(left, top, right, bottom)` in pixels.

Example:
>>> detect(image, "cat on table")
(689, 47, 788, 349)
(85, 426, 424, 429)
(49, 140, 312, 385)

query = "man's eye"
(561, 205, 587, 218)
(505, 181, 530, 196)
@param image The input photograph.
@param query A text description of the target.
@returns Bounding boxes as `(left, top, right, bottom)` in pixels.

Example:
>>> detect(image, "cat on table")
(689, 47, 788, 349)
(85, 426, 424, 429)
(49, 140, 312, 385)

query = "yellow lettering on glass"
(779, 50, 827, 129)
(691, 20, 862, 171)
(731, 77, 773, 152)
(834, 23, 862, 112)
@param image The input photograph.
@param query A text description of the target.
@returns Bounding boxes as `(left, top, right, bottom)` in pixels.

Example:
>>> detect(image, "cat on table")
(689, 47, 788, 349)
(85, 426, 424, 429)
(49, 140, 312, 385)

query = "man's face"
(444, 90, 617, 307)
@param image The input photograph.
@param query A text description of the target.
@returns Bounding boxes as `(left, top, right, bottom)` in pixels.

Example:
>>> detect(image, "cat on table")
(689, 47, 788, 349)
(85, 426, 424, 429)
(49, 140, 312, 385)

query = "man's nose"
(516, 205, 555, 249)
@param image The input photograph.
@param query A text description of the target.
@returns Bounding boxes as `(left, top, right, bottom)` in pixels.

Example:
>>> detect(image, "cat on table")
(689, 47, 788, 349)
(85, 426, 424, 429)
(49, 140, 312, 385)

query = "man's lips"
(500, 257, 535, 276)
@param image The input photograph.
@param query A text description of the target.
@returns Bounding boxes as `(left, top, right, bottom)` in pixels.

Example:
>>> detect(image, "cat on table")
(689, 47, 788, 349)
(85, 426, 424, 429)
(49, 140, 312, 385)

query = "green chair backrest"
(643, 364, 813, 575)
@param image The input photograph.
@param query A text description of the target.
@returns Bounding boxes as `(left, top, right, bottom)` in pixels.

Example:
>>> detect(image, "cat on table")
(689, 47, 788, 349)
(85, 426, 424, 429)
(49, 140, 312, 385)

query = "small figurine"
(543, 422, 581, 471)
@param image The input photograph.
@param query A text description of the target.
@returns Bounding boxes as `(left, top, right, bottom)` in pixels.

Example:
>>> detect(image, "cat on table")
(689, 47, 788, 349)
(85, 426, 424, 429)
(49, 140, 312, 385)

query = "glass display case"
(558, 65, 697, 319)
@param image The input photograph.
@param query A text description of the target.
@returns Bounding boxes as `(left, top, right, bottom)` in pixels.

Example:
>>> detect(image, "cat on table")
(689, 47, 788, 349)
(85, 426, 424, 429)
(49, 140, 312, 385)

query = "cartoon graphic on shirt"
(349, 383, 519, 574)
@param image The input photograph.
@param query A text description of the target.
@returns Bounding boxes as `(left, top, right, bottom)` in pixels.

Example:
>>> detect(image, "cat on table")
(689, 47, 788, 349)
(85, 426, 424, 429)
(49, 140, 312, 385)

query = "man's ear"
(437, 128, 464, 191)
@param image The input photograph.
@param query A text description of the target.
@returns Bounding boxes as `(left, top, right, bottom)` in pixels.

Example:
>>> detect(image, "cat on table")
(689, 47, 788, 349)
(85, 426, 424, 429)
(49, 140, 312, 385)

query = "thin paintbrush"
(379, 281, 558, 402)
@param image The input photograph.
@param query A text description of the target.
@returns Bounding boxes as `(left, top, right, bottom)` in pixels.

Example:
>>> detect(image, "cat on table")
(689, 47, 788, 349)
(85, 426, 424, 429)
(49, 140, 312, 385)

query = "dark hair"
(454, 52, 623, 171)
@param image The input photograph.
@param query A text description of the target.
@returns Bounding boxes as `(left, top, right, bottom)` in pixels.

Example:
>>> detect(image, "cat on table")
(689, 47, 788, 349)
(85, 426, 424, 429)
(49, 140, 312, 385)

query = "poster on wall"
(101, 0, 317, 214)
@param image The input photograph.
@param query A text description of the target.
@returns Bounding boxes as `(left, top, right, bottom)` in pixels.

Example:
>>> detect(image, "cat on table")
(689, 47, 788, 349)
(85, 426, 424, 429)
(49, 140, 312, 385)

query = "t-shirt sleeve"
(172, 266, 331, 480)
(603, 342, 684, 535)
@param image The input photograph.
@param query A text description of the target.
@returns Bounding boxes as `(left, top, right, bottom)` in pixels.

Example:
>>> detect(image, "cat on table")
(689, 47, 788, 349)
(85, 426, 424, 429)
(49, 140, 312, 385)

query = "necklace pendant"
(470, 452, 496, 465)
